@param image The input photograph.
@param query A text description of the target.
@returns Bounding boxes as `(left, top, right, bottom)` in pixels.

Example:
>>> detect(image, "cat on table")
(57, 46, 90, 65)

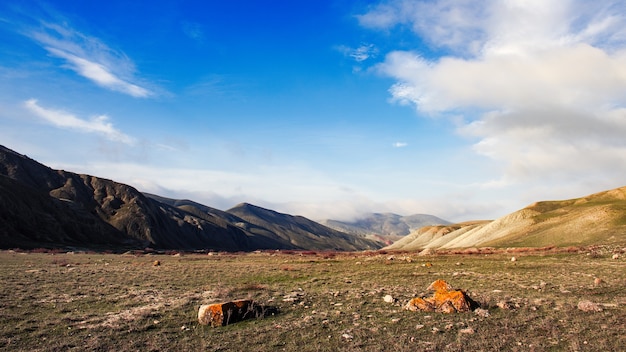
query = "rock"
(198, 300, 255, 327)
(153, 260, 160, 266)
(577, 300, 603, 312)
(383, 294, 395, 303)
(593, 278, 604, 286)
(612, 254, 620, 260)
(510, 257, 517, 262)
(459, 327, 475, 334)
(497, 301, 515, 310)
(405, 279, 477, 314)
(474, 308, 490, 318)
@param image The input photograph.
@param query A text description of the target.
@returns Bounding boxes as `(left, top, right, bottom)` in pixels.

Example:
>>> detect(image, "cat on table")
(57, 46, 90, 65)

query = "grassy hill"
(387, 186, 626, 250)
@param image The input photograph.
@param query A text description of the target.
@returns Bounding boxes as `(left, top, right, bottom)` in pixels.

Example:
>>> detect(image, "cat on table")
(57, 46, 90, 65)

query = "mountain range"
(320, 214, 450, 244)
(0, 145, 382, 251)
(2, 144, 625, 252)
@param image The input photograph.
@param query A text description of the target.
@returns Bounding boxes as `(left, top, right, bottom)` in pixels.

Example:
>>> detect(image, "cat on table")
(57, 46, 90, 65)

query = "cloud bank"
(361, 0, 626, 190)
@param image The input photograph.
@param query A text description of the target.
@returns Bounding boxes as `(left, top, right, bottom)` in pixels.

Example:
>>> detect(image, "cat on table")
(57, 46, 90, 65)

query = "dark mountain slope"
(0, 145, 380, 251)
(227, 203, 382, 251)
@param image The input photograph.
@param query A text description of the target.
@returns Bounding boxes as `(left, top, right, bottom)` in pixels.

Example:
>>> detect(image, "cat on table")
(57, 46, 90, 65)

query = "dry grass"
(1, 248, 625, 351)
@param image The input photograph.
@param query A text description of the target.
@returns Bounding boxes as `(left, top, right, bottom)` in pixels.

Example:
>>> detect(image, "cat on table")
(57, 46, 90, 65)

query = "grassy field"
(1, 247, 625, 351)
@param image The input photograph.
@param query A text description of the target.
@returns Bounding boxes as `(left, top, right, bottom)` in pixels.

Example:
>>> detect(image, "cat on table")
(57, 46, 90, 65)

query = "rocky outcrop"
(198, 300, 255, 327)
(405, 280, 478, 313)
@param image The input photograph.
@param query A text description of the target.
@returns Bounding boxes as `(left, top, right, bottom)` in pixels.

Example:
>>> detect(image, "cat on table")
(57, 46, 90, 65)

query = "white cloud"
(27, 21, 152, 97)
(45, 47, 150, 98)
(392, 142, 407, 148)
(364, 0, 626, 194)
(24, 99, 135, 144)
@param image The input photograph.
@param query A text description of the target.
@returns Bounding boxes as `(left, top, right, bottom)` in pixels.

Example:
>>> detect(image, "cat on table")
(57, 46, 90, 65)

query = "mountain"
(321, 213, 451, 242)
(227, 203, 381, 251)
(386, 187, 626, 250)
(0, 145, 382, 251)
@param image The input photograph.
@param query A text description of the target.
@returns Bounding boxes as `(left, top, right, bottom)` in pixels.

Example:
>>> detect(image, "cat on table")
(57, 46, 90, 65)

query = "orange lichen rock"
(405, 280, 476, 314)
(198, 300, 255, 327)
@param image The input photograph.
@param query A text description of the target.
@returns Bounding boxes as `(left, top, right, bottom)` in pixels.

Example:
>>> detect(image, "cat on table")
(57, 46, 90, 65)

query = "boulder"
(198, 300, 255, 327)
(405, 279, 477, 314)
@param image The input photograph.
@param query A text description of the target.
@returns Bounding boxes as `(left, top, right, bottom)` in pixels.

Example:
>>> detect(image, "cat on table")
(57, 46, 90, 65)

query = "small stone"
(510, 256, 517, 262)
(383, 294, 395, 303)
(497, 301, 514, 310)
(474, 308, 490, 318)
(342, 333, 353, 340)
(593, 278, 604, 286)
(153, 260, 160, 266)
(415, 324, 425, 330)
(577, 300, 603, 312)
(612, 254, 619, 260)
(459, 327, 475, 334)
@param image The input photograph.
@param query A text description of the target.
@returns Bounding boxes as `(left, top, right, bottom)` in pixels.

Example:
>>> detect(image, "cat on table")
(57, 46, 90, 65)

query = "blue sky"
(2, 0, 626, 222)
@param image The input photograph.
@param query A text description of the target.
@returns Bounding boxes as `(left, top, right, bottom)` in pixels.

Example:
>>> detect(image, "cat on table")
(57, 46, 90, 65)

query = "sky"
(1, 0, 626, 223)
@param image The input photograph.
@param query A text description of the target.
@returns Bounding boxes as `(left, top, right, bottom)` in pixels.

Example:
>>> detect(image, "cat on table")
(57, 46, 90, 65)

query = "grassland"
(1, 247, 625, 351)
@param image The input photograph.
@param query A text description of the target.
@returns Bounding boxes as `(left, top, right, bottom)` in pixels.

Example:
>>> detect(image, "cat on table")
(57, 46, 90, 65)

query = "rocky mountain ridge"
(0, 145, 381, 251)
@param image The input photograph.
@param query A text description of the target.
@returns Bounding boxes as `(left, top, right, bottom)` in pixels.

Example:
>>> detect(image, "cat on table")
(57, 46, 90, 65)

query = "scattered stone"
(391, 318, 401, 323)
(612, 254, 620, 260)
(198, 300, 255, 327)
(577, 300, 603, 312)
(459, 327, 475, 334)
(153, 260, 160, 266)
(341, 333, 353, 340)
(474, 308, 490, 318)
(415, 324, 425, 330)
(383, 295, 395, 303)
(497, 301, 515, 310)
(593, 278, 604, 286)
(510, 256, 517, 262)
(405, 279, 478, 314)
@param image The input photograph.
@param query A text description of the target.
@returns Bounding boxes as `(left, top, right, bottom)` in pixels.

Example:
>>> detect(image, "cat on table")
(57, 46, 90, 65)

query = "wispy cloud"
(24, 99, 135, 144)
(337, 43, 379, 62)
(392, 142, 407, 148)
(363, 0, 626, 193)
(182, 21, 204, 42)
(26, 20, 152, 97)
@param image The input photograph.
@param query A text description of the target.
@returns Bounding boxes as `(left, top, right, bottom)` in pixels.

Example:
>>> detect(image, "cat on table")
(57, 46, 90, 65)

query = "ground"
(0, 247, 624, 351)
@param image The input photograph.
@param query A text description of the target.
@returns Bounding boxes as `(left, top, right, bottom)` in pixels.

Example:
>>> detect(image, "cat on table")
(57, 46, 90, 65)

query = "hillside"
(0, 145, 381, 251)
(227, 203, 381, 251)
(387, 187, 626, 250)
(321, 213, 450, 242)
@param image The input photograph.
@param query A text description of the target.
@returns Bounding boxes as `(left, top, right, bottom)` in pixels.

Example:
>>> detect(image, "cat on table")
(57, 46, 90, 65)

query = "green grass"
(1, 248, 625, 351)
